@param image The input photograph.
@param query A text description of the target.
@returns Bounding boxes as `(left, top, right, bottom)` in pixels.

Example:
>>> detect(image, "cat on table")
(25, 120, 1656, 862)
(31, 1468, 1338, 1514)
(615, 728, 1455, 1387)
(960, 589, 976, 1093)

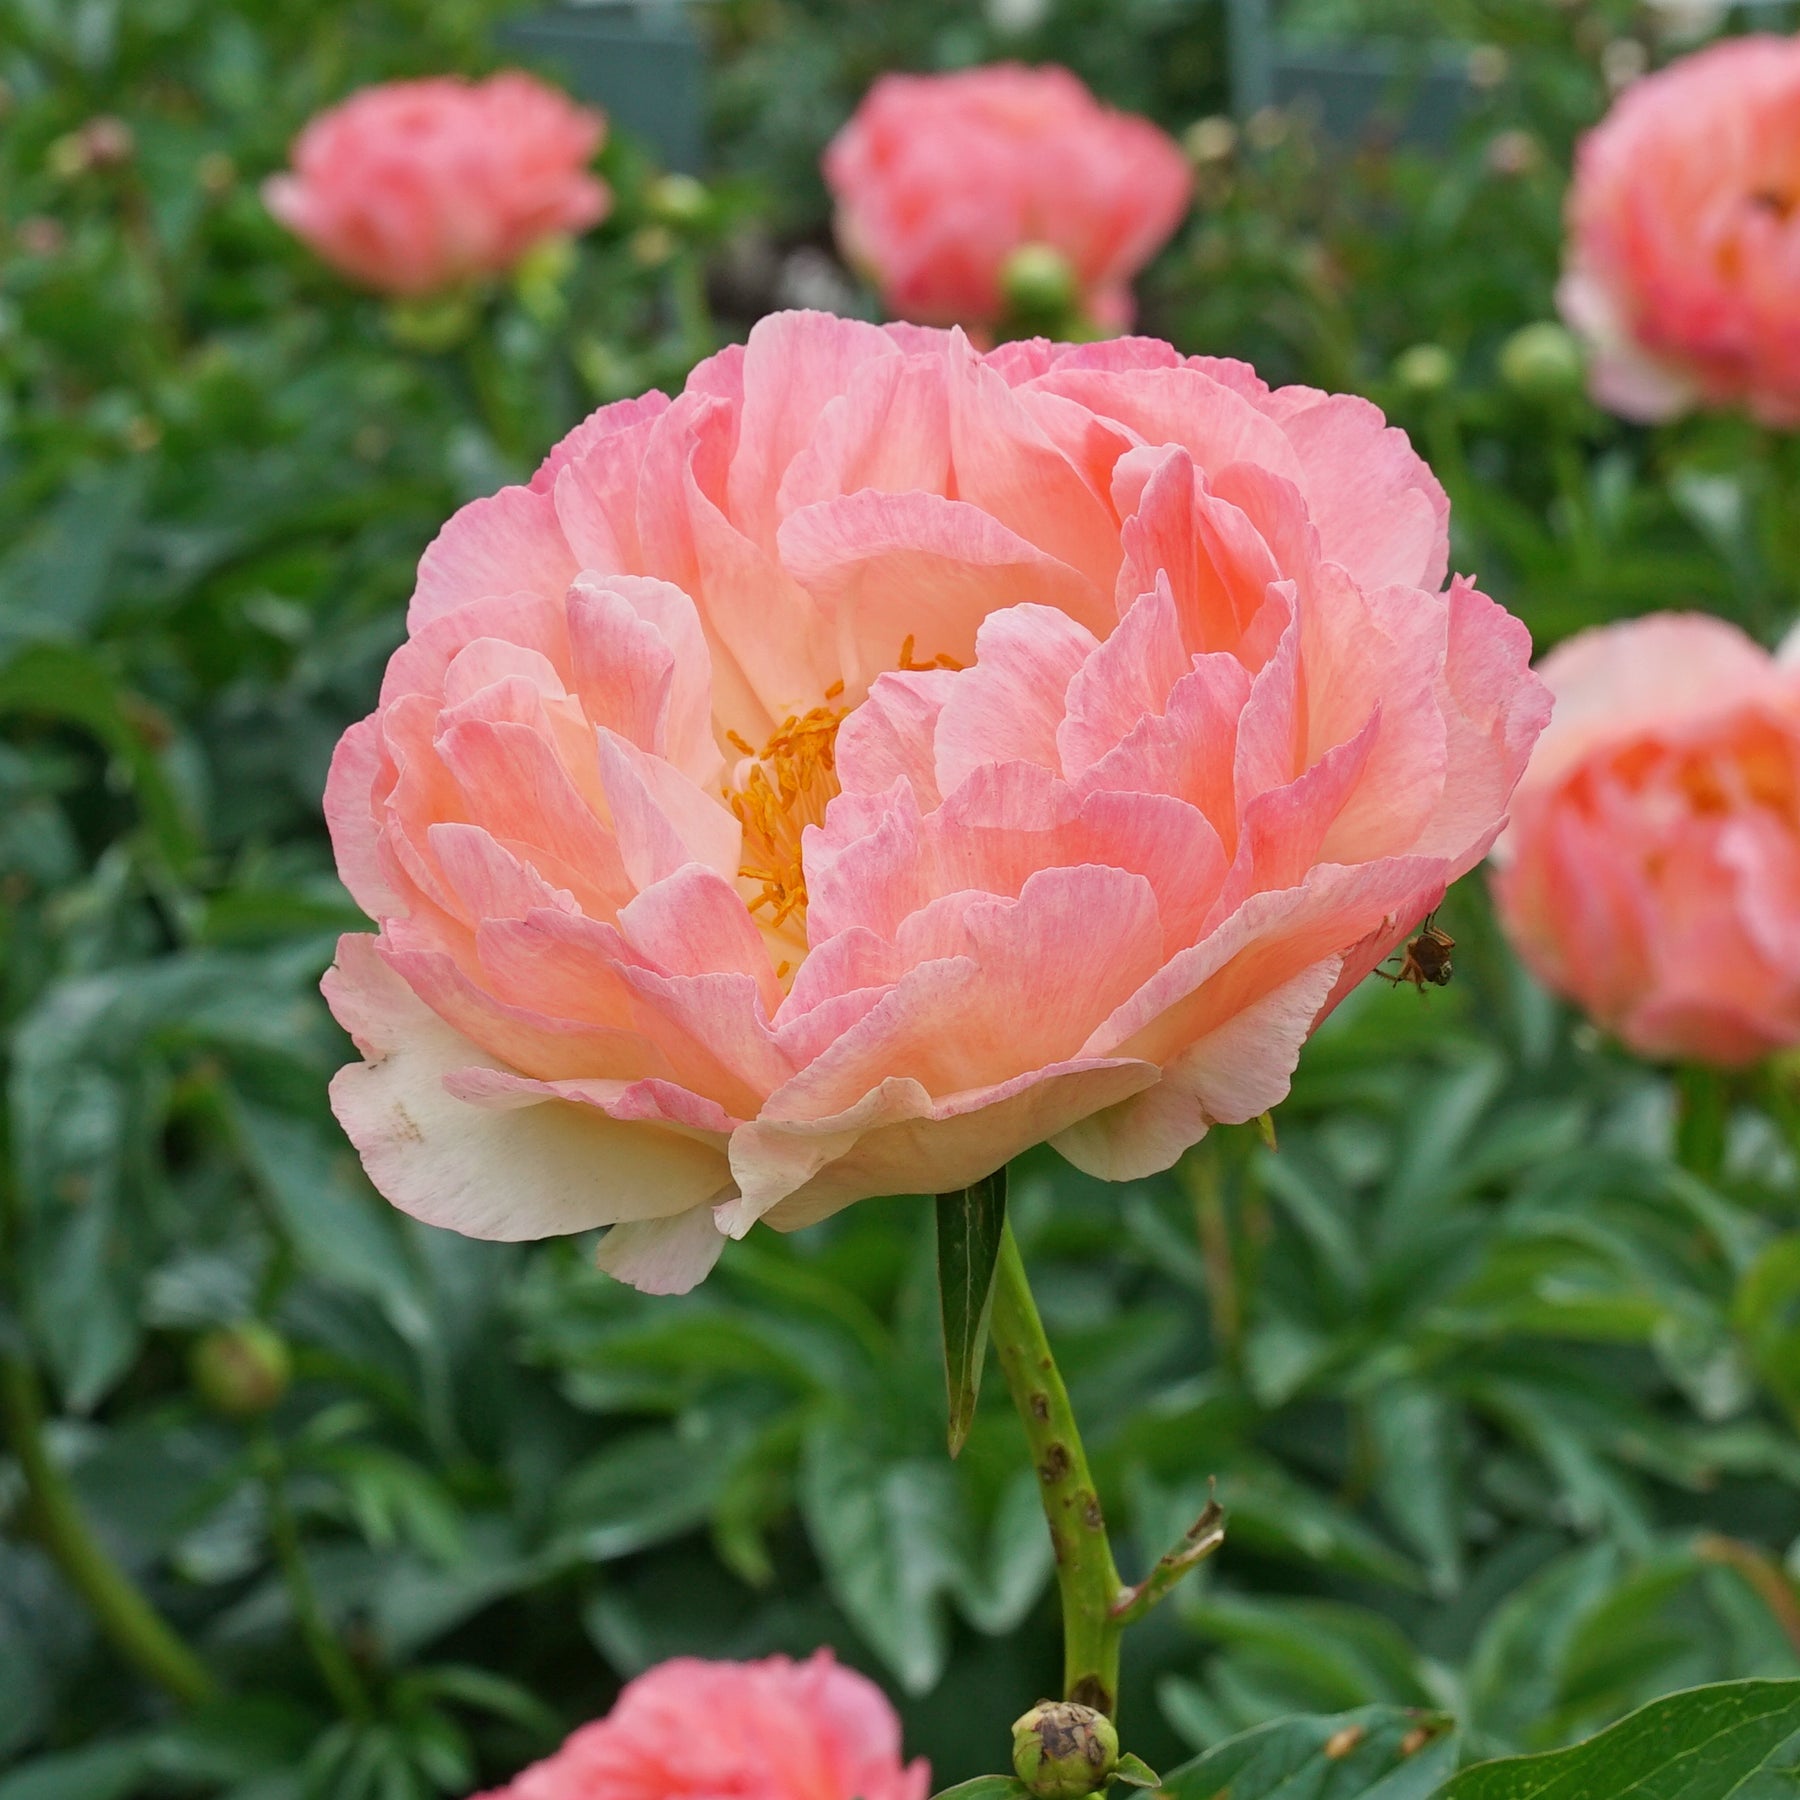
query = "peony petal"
(595, 1208, 728, 1295)
(732, 1056, 1160, 1232)
(595, 728, 741, 890)
(323, 935, 730, 1239)
(778, 489, 1109, 701)
(569, 574, 722, 785)
(727, 311, 902, 549)
(325, 717, 404, 919)
(932, 604, 1099, 795)
(1052, 955, 1344, 1179)
(412, 484, 576, 632)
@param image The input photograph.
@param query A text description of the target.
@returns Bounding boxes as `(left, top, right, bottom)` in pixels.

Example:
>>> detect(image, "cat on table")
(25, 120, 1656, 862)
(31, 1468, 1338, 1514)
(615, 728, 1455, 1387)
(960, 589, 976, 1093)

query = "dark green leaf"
(0, 1740, 149, 1800)
(548, 1424, 747, 1563)
(1114, 1753, 1162, 1787)
(931, 1781, 1029, 1800)
(800, 1413, 966, 1694)
(0, 464, 147, 648)
(1161, 1706, 1455, 1800)
(0, 645, 198, 872)
(937, 1169, 1007, 1458)
(1439, 1679, 1800, 1800)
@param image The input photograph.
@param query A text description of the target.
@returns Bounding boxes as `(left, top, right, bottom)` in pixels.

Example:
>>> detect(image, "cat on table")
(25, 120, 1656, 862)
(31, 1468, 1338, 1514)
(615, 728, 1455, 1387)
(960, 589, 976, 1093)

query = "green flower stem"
(1676, 1064, 1731, 1179)
(989, 1220, 1126, 1718)
(0, 1353, 218, 1707)
(1180, 1141, 1242, 1367)
(255, 1433, 372, 1721)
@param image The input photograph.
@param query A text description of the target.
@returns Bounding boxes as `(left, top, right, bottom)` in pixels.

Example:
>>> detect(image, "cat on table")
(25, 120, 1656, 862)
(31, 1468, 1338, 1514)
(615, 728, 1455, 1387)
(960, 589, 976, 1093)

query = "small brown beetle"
(1378, 916, 1455, 991)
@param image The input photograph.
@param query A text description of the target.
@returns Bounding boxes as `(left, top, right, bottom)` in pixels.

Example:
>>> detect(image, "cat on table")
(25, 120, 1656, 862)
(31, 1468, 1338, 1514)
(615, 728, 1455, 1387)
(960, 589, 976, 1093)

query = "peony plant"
(323, 309, 1549, 1766)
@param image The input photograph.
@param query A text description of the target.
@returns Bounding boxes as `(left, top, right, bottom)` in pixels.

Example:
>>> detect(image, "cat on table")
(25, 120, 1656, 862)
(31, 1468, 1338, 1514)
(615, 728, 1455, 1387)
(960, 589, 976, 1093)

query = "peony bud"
(1184, 115, 1239, 166)
(1001, 243, 1080, 323)
(1393, 343, 1456, 397)
(646, 172, 711, 229)
(1011, 1702, 1119, 1800)
(191, 1322, 292, 1418)
(1499, 322, 1585, 402)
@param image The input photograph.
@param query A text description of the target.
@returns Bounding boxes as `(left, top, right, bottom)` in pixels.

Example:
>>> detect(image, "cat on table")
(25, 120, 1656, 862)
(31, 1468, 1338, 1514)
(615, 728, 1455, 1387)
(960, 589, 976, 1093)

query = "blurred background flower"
(264, 72, 611, 297)
(822, 64, 1191, 337)
(1559, 34, 1800, 424)
(474, 1651, 928, 1800)
(1494, 613, 1800, 1066)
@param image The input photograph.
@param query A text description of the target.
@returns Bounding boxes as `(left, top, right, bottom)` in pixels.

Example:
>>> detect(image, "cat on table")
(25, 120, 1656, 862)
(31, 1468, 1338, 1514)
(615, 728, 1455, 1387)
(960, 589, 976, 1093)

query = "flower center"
(725, 685, 847, 940)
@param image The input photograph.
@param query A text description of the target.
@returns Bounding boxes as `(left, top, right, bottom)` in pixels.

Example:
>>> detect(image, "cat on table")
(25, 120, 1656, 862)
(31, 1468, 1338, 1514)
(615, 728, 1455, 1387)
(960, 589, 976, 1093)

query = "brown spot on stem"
(1323, 1726, 1365, 1760)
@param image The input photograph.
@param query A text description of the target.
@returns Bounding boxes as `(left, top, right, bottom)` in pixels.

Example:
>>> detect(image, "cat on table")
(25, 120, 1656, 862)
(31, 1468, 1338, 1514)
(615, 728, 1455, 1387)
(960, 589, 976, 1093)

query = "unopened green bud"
(647, 172, 710, 228)
(1011, 1701, 1119, 1800)
(191, 1322, 291, 1419)
(1393, 343, 1455, 397)
(1499, 321, 1585, 402)
(384, 291, 478, 353)
(1001, 243, 1079, 324)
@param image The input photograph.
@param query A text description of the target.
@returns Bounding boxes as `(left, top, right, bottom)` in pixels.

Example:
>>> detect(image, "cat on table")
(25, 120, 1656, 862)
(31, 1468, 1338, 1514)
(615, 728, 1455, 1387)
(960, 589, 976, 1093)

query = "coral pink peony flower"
(1559, 35, 1800, 424)
(324, 311, 1549, 1293)
(264, 72, 610, 296)
(1494, 613, 1800, 1066)
(823, 64, 1192, 333)
(474, 1651, 928, 1800)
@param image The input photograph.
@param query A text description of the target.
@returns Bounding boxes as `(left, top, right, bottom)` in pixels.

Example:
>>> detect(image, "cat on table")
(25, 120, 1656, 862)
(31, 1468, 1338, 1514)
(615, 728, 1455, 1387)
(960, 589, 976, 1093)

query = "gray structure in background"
(497, 0, 707, 172)
(1225, 0, 1470, 146)
(1227, 0, 1800, 148)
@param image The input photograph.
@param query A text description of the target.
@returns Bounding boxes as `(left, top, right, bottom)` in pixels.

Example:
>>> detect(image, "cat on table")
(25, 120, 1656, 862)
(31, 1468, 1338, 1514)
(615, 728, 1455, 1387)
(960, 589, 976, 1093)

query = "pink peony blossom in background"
(324, 310, 1549, 1294)
(1559, 34, 1800, 425)
(264, 72, 610, 296)
(1494, 613, 1800, 1066)
(823, 64, 1192, 334)
(474, 1651, 928, 1800)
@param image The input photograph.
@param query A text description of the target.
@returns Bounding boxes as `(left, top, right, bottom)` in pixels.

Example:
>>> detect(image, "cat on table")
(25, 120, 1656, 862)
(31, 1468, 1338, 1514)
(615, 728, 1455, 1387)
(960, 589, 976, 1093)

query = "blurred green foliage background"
(8, 0, 1800, 1795)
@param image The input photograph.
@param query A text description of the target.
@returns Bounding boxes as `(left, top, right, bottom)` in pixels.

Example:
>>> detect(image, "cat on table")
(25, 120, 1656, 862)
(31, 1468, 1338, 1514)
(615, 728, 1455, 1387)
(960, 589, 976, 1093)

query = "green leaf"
(1114, 1753, 1162, 1787)
(954, 1464, 1055, 1636)
(800, 1414, 966, 1694)
(228, 1094, 428, 1345)
(0, 1740, 150, 1800)
(932, 1781, 1029, 1800)
(0, 463, 147, 648)
(548, 1424, 747, 1563)
(0, 644, 198, 872)
(1439, 1679, 1800, 1800)
(1734, 1238, 1800, 1421)
(937, 1170, 1007, 1457)
(1161, 1706, 1455, 1800)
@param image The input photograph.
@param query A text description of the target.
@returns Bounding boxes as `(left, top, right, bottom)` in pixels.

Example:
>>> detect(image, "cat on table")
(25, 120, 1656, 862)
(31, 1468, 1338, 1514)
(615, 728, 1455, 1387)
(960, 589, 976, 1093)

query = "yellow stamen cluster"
(725, 683, 847, 931)
(723, 644, 966, 941)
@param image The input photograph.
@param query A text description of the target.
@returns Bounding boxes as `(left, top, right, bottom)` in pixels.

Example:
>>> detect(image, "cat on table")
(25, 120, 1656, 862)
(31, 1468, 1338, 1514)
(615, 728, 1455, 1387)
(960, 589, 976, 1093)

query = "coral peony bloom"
(474, 1651, 928, 1800)
(823, 64, 1192, 333)
(264, 72, 609, 296)
(1494, 613, 1800, 1066)
(324, 311, 1549, 1293)
(1559, 35, 1800, 425)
